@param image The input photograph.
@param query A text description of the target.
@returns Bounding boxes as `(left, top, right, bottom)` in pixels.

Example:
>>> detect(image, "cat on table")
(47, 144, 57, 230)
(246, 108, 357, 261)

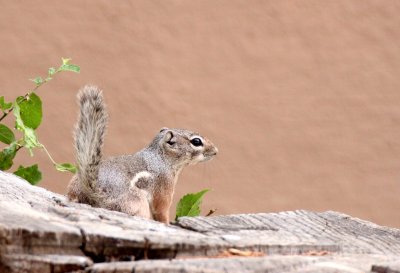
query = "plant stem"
(41, 144, 58, 166)
(0, 112, 7, 122)
(0, 70, 60, 124)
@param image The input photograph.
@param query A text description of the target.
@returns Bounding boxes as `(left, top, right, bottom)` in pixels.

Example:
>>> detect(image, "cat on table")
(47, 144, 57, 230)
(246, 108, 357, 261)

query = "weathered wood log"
(177, 210, 400, 255)
(88, 255, 400, 273)
(0, 171, 399, 273)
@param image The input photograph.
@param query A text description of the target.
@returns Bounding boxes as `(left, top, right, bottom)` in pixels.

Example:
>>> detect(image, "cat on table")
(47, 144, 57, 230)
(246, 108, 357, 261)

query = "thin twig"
(206, 209, 217, 217)
(0, 112, 7, 122)
(0, 70, 59, 123)
(41, 144, 57, 166)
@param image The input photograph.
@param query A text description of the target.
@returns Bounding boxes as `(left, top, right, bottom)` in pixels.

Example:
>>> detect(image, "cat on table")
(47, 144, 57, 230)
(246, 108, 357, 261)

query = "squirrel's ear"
(160, 127, 169, 133)
(163, 130, 176, 145)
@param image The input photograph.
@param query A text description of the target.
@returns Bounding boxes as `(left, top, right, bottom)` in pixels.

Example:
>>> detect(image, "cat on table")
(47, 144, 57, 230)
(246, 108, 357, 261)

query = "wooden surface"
(0, 171, 400, 273)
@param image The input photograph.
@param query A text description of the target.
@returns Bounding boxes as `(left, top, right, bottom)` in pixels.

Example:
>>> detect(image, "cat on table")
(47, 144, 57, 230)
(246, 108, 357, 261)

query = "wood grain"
(1, 171, 399, 272)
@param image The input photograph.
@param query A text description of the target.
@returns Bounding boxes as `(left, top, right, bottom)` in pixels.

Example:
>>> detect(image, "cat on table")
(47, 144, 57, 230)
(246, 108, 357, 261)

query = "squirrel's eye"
(190, 138, 203, 147)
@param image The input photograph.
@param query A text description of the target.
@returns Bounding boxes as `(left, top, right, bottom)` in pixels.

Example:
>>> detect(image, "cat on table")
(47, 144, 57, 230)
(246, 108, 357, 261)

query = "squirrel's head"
(155, 127, 218, 167)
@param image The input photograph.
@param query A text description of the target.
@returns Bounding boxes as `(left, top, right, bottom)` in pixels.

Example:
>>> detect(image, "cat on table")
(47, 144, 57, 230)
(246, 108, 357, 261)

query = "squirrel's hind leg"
(118, 189, 152, 220)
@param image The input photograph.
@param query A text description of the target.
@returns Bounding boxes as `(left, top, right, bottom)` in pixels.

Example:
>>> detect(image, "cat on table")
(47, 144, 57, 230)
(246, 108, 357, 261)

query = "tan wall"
(1, 1, 400, 227)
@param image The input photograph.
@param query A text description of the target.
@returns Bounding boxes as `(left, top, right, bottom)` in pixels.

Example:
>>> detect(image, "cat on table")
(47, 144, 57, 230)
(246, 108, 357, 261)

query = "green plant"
(0, 58, 80, 184)
(175, 189, 211, 220)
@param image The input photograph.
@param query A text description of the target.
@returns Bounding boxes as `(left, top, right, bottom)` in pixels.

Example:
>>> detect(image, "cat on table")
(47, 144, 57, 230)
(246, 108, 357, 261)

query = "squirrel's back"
(72, 85, 108, 205)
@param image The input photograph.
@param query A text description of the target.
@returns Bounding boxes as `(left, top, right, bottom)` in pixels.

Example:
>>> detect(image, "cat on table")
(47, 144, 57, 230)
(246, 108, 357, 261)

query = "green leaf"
(13, 103, 41, 155)
(23, 127, 41, 153)
(30, 77, 44, 86)
(0, 124, 15, 144)
(62, 57, 71, 65)
(13, 164, 42, 185)
(48, 67, 56, 77)
(0, 143, 17, 171)
(55, 163, 77, 174)
(13, 99, 25, 130)
(17, 92, 42, 129)
(0, 96, 12, 111)
(175, 189, 210, 220)
(59, 64, 80, 73)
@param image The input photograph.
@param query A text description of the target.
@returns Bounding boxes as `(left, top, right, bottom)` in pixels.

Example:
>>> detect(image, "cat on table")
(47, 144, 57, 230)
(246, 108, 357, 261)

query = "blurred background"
(1, 1, 400, 227)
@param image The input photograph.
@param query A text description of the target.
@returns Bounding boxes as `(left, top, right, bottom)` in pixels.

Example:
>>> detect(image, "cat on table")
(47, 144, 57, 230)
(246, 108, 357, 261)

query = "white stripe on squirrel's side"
(130, 171, 153, 188)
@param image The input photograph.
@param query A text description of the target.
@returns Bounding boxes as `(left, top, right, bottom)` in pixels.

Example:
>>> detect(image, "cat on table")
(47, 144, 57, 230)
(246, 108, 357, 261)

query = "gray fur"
(67, 85, 218, 223)
(72, 85, 108, 206)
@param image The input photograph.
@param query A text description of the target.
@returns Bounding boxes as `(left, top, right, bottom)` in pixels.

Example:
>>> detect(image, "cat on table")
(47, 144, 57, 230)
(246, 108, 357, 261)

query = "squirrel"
(67, 85, 218, 224)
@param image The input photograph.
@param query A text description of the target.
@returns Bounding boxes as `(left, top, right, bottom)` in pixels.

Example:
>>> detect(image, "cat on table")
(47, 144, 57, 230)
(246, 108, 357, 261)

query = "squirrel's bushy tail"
(74, 85, 108, 205)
